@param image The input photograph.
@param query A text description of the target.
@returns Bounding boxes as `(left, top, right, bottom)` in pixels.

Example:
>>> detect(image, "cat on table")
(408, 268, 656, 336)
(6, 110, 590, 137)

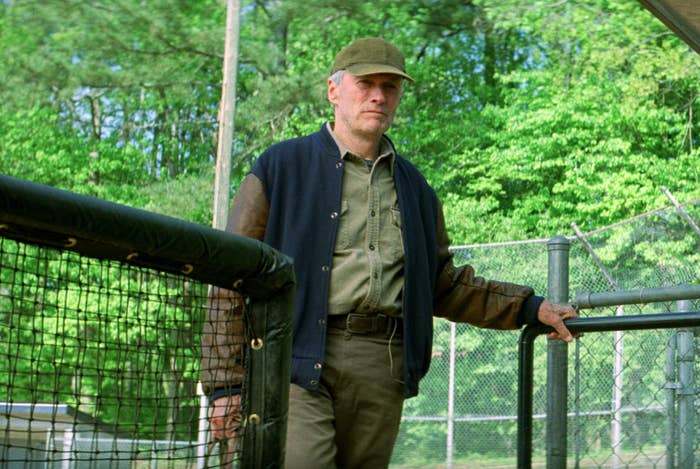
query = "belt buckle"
(346, 313, 383, 334)
(345, 313, 366, 334)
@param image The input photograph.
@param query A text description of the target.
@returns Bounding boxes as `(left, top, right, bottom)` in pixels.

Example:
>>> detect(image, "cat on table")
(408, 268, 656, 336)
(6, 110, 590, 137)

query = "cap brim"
(346, 63, 415, 83)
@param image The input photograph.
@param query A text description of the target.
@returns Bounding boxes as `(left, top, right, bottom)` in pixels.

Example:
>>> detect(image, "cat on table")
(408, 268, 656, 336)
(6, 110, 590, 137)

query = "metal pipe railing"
(574, 284, 700, 310)
(517, 311, 700, 469)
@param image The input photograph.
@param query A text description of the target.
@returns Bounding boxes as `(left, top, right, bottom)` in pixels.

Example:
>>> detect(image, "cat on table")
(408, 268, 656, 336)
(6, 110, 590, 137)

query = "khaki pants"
(284, 327, 404, 469)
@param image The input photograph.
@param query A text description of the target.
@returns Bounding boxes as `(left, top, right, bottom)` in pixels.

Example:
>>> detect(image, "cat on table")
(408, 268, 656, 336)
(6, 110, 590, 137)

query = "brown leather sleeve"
(200, 287, 246, 394)
(200, 174, 270, 394)
(432, 202, 534, 330)
(226, 174, 269, 240)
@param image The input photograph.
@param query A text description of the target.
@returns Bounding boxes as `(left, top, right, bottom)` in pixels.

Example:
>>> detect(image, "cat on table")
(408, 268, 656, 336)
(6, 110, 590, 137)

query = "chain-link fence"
(391, 191, 700, 468)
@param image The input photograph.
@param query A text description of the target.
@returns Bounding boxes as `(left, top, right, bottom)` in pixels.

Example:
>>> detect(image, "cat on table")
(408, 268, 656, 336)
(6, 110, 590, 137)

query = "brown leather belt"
(327, 313, 402, 336)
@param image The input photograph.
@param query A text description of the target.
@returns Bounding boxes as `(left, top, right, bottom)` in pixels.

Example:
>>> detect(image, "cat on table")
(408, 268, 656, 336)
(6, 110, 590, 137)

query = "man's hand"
(209, 394, 242, 440)
(537, 300, 578, 342)
(208, 394, 242, 467)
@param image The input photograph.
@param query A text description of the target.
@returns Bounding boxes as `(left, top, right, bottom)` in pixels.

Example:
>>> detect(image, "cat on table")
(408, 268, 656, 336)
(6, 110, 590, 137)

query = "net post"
(240, 284, 294, 468)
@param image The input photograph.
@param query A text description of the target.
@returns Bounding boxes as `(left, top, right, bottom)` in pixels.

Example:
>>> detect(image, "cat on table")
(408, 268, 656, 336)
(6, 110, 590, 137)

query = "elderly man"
(201, 37, 577, 469)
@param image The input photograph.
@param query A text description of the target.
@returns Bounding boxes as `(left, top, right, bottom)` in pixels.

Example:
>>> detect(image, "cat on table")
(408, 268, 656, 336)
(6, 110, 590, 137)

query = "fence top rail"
(573, 283, 700, 309)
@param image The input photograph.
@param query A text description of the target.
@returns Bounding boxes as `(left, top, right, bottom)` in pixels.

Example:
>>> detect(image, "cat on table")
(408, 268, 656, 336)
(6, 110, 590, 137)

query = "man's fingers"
(209, 395, 242, 441)
(549, 323, 574, 342)
(538, 300, 578, 342)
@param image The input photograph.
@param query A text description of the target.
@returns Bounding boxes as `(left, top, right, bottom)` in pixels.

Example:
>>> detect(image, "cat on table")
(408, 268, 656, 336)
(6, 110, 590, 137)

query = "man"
(201, 37, 577, 468)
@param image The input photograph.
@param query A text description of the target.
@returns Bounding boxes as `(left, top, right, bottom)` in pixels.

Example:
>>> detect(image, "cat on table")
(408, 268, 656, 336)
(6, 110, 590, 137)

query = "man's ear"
(327, 78, 339, 105)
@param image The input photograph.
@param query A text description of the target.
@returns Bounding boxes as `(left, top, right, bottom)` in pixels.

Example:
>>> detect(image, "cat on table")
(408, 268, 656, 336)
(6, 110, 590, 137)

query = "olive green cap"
(331, 37, 414, 82)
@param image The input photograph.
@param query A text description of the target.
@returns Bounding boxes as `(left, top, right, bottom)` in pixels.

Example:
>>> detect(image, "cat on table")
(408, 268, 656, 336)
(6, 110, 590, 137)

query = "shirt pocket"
(389, 205, 404, 258)
(335, 200, 351, 250)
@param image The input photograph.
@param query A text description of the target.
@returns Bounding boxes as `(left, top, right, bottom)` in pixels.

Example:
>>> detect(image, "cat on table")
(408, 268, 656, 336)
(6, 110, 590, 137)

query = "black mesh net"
(0, 176, 293, 468)
(0, 238, 225, 467)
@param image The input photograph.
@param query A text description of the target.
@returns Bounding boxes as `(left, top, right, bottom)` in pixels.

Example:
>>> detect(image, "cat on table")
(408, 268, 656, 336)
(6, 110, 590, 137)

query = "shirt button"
(314, 363, 322, 370)
(330, 211, 338, 219)
(370, 210, 376, 217)
(369, 244, 375, 250)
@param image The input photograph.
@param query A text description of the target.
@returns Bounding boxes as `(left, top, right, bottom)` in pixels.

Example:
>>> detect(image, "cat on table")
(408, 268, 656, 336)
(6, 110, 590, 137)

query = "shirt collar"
(326, 122, 396, 175)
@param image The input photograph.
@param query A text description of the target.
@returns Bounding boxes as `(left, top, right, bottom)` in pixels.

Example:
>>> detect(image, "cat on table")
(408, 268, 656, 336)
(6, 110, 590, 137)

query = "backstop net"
(0, 175, 295, 468)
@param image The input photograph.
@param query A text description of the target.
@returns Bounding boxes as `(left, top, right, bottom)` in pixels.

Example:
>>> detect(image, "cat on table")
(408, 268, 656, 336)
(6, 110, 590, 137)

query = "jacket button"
(321, 265, 329, 272)
(318, 319, 326, 325)
(309, 380, 318, 386)
(314, 363, 322, 370)
(336, 162, 343, 169)
(330, 211, 338, 219)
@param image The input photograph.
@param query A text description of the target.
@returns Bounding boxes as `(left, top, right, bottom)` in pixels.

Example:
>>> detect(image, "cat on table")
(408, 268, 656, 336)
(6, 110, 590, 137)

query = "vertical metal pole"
(546, 236, 570, 469)
(611, 306, 624, 469)
(197, 382, 208, 469)
(45, 428, 54, 469)
(572, 222, 630, 467)
(573, 339, 581, 468)
(676, 299, 695, 468)
(446, 322, 456, 469)
(518, 326, 542, 469)
(61, 429, 73, 469)
(664, 331, 677, 469)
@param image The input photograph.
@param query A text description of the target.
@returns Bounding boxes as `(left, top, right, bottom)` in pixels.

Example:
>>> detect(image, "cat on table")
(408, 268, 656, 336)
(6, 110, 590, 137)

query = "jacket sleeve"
(432, 201, 542, 329)
(200, 174, 270, 395)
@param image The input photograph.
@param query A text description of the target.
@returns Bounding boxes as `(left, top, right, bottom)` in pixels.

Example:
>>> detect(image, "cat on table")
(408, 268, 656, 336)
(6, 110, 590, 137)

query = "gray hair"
(329, 69, 404, 96)
(330, 70, 345, 85)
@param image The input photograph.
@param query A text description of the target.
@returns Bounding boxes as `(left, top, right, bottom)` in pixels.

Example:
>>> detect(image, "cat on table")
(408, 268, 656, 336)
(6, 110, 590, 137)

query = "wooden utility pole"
(212, 0, 240, 230)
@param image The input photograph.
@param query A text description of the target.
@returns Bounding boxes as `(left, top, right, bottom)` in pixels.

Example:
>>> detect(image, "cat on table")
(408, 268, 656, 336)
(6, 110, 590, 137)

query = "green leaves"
(3, 0, 696, 239)
(426, 1, 700, 242)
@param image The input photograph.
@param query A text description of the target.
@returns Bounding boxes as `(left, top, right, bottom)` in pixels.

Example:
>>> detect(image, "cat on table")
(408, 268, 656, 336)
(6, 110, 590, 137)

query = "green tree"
(437, 0, 700, 242)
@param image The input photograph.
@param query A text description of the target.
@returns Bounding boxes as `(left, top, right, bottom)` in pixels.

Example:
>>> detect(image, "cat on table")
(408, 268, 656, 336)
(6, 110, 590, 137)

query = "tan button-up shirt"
(327, 123, 404, 317)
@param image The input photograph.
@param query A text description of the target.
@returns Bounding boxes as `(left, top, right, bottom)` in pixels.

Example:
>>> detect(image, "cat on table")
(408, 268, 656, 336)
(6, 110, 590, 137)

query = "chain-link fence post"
(446, 321, 456, 469)
(676, 298, 695, 468)
(664, 329, 677, 469)
(546, 236, 570, 468)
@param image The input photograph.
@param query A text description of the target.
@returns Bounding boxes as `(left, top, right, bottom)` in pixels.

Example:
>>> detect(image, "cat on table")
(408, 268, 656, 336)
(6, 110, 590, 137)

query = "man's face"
(328, 72, 403, 140)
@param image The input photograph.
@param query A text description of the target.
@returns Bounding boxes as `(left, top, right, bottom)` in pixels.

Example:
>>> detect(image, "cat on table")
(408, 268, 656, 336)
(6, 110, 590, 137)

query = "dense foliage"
(1, 0, 698, 240)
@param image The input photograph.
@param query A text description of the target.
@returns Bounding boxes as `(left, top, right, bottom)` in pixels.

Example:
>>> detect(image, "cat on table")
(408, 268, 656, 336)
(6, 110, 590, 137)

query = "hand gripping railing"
(516, 236, 700, 468)
(518, 311, 700, 468)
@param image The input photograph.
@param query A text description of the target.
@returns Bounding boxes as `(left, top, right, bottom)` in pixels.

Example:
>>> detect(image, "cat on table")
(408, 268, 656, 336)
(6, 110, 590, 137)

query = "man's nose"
(368, 85, 387, 103)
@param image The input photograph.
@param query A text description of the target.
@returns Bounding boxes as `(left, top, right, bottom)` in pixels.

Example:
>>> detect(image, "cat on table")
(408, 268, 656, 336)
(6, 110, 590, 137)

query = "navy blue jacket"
(251, 124, 439, 398)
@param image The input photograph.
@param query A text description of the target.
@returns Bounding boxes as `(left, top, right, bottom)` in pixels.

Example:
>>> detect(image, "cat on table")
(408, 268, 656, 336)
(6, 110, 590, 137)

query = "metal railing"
(517, 237, 700, 468)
